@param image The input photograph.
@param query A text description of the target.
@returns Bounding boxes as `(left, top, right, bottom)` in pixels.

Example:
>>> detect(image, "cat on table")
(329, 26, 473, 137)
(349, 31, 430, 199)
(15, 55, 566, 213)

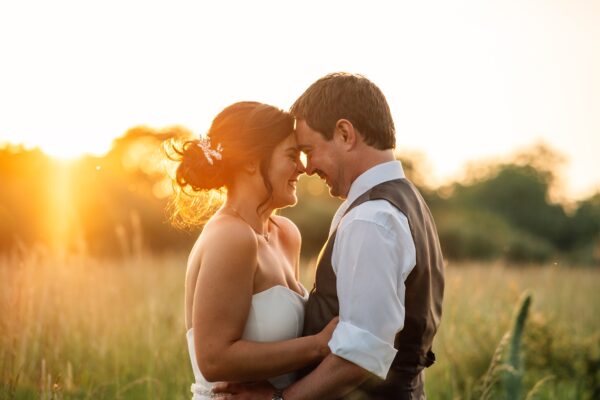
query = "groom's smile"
(295, 119, 346, 198)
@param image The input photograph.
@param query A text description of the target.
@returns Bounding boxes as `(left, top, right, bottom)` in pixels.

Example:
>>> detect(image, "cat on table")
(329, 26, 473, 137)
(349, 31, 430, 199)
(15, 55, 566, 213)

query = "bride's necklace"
(226, 206, 270, 242)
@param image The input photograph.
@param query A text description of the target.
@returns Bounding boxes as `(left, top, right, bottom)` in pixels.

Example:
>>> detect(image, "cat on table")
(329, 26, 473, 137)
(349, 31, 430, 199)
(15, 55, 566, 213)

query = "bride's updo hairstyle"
(167, 101, 295, 227)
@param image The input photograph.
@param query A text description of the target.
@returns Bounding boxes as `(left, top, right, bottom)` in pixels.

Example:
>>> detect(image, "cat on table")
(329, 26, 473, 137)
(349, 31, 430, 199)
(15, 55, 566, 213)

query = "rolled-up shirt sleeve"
(328, 203, 416, 379)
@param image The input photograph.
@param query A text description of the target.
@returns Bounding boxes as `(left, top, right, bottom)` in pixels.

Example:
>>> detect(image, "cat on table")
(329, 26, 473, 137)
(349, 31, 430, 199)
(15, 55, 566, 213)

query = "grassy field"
(1, 249, 599, 399)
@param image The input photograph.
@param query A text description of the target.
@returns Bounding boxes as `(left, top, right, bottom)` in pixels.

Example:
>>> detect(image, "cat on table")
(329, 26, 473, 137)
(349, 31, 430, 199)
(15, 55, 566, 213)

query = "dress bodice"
(187, 284, 308, 399)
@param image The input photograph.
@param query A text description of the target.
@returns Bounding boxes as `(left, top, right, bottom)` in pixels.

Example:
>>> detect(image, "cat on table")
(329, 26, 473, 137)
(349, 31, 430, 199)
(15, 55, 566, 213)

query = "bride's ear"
(242, 160, 258, 174)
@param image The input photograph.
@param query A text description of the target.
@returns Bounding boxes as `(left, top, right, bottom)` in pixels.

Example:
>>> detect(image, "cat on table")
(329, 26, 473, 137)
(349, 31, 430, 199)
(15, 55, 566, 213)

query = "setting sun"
(29, 135, 112, 160)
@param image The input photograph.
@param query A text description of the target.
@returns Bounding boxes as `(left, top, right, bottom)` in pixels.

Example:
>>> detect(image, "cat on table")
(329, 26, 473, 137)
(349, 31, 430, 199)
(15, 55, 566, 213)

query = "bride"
(169, 102, 337, 399)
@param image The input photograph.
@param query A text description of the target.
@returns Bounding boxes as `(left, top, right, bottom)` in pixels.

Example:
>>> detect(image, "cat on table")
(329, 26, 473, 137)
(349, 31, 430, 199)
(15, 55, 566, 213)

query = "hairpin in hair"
(197, 136, 223, 165)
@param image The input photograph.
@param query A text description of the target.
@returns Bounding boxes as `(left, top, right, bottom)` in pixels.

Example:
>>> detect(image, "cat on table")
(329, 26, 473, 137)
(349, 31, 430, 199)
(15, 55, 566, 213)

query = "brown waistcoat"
(302, 179, 444, 399)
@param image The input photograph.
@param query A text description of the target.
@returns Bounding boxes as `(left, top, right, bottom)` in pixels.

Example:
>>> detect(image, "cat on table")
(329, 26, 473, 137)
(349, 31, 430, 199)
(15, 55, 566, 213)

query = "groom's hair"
(290, 72, 396, 150)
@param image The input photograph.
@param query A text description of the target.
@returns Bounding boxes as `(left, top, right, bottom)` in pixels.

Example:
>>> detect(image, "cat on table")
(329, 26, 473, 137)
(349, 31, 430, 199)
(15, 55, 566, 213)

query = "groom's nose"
(300, 157, 314, 175)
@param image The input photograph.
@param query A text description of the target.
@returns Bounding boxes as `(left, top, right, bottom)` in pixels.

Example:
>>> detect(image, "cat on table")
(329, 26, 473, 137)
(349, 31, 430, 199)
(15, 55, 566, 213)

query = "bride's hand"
(315, 317, 339, 357)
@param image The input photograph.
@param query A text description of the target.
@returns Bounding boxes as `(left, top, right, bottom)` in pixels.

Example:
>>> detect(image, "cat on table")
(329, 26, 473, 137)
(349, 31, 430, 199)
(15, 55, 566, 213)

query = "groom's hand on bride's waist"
(212, 381, 275, 400)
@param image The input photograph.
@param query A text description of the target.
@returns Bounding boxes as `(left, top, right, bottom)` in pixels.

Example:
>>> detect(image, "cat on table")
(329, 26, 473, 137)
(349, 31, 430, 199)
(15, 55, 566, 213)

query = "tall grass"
(1, 252, 599, 399)
(0, 248, 190, 399)
(427, 263, 600, 400)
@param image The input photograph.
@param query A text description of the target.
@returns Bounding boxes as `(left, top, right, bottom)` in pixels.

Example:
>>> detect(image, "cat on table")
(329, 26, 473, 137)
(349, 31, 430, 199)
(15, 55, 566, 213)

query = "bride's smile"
(267, 134, 305, 209)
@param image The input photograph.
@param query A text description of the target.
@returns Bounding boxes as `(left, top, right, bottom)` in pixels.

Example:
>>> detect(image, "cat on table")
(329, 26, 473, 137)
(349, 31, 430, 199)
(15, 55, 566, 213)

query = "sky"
(0, 0, 599, 200)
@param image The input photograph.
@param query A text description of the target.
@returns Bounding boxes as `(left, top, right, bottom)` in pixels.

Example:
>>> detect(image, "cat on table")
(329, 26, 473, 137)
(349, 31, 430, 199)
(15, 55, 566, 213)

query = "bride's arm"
(193, 218, 332, 383)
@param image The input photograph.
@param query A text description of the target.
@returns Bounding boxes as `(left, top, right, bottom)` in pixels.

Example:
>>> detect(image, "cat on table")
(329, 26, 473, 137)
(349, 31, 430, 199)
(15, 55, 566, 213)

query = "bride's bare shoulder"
(272, 215, 301, 250)
(203, 213, 258, 250)
(188, 214, 258, 268)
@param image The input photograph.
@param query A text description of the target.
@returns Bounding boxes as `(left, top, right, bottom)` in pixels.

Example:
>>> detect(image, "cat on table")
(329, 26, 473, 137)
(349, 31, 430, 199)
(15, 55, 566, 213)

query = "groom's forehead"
(294, 133, 312, 151)
(293, 131, 309, 149)
(294, 120, 318, 144)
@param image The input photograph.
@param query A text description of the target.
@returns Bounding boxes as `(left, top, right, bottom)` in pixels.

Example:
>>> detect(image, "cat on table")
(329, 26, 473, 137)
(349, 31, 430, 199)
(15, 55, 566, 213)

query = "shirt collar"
(345, 160, 406, 206)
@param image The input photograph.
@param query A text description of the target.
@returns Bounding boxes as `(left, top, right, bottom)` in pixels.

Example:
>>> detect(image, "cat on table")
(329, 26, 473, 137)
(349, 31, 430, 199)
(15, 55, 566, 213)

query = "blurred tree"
(448, 144, 575, 255)
(453, 164, 569, 248)
(0, 146, 54, 251)
(571, 194, 600, 246)
(568, 193, 600, 265)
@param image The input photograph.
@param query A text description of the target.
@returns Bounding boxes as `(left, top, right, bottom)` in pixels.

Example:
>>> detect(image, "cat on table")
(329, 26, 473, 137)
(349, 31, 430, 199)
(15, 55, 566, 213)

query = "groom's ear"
(334, 119, 358, 151)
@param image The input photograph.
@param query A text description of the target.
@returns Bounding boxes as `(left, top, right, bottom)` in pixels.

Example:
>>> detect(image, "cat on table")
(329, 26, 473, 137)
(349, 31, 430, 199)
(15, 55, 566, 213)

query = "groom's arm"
(285, 210, 415, 399)
(212, 355, 368, 400)
(282, 353, 370, 400)
(212, 353, 370, 400)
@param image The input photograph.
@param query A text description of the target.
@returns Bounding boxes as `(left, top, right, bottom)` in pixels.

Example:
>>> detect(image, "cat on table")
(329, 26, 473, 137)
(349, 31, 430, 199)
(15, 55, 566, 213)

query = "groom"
(219, 73, 444, 399)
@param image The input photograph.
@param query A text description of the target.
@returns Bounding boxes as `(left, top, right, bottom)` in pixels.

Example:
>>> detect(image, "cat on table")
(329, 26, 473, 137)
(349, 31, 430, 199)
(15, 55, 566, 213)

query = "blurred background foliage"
(1, 127, 599, 266)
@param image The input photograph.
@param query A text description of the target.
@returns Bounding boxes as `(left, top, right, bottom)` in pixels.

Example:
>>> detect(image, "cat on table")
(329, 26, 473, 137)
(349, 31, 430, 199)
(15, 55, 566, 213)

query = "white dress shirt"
(327, 161, 417, 379)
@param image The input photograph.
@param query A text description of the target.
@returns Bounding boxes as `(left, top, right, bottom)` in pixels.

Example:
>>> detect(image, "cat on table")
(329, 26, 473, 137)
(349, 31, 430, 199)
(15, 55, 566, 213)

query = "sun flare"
(33, 136, 112, 160)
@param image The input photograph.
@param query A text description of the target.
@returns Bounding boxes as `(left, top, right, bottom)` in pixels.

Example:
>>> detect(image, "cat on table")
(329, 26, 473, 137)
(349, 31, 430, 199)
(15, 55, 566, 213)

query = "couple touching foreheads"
(172, 73, 445, 400)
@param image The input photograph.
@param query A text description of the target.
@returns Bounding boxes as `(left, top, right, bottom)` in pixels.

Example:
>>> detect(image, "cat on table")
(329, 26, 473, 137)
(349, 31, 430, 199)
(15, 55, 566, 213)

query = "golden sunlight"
(39, 137, 109, 160)
(45, 161, 73, 250)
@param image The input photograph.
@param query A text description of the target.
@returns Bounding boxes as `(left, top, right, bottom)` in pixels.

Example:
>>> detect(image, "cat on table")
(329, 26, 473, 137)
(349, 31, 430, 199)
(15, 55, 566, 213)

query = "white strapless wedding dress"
(186, 284, 308, 399)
